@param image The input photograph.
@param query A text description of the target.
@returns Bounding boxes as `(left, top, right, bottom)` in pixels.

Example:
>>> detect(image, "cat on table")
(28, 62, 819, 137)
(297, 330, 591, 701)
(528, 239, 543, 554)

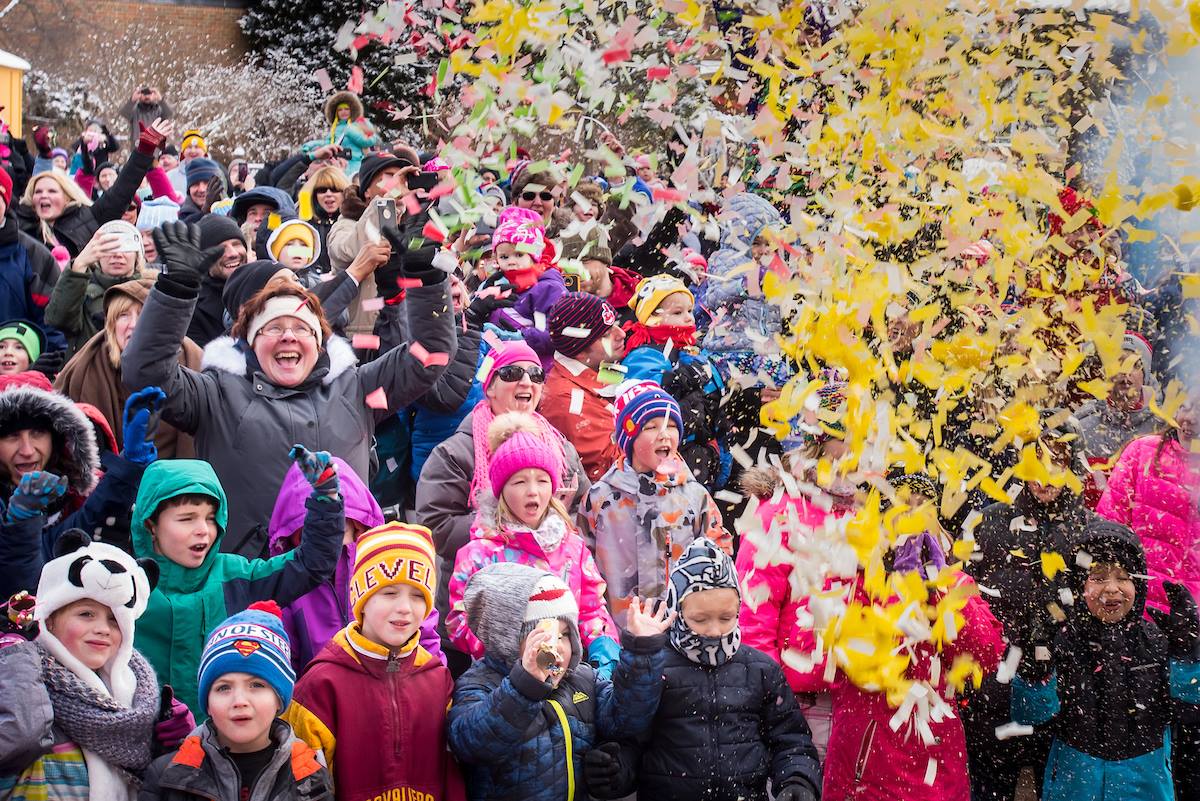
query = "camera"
(140, 87, 151, 95)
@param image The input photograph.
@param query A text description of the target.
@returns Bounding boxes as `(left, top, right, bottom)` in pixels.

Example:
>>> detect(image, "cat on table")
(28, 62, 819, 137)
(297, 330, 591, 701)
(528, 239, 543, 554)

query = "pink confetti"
(646, 66, 671, 80)
(602, 47, 631, 65)
(352, 334, 381, 350)
(397, 278, 425, 289)
(365, 387, 388, 409)
(360, 297, 386, 312)
(422, 220, 446, 243)
(653, 186, 686, 203)
(401, 192, 422, 215)
(313, 68, 333, 93)
(410, 341, 450, 368)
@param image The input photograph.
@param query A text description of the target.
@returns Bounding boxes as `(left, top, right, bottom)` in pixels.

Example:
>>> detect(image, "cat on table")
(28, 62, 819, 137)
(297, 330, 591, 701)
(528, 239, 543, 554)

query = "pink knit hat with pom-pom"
(487, 412, 564, 497)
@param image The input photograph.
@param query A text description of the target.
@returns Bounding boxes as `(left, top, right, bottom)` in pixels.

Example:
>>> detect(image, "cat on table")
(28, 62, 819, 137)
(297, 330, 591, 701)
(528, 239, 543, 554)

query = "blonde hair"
(21, 172, 92, 248)
(305, 165, 350, 195)
(104, 292, 142, 367)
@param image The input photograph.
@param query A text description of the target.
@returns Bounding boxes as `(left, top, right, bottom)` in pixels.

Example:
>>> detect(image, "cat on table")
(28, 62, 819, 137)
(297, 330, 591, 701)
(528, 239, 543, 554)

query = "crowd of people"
(0, 75, 1195, 801)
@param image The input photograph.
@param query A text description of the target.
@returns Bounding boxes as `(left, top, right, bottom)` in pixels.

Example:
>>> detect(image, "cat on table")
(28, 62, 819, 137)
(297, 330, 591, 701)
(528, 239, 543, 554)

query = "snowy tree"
(240, 0, 435, 141)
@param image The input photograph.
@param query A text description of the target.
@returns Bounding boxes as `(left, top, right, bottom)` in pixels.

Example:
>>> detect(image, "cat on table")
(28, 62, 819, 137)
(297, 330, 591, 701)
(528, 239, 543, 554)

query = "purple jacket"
(490, 268, 567, 331)
(268, 458, 443, 673)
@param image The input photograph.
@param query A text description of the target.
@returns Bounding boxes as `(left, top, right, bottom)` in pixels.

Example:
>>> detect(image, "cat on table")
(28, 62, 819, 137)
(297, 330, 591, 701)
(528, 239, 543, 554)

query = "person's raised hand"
(6, 471, 68, 523)
(153, 221, 223, 279)
(289, 444, 340, 501)
(624, 596, 675, 637)
(520, 625, 560, 684)
(32, 125, 55, 158)
(122, 386, 166, 465)
(347, 239, 392, 283)
(464, 291, 515, 329)
(202, 175, 224, 213)
(136, 120, 168, 156)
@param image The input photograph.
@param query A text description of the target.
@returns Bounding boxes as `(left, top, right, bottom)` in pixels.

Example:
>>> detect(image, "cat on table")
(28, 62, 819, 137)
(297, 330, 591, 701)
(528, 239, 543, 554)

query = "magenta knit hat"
(484, 340, 543, 389)
(489, 430, 564, 498)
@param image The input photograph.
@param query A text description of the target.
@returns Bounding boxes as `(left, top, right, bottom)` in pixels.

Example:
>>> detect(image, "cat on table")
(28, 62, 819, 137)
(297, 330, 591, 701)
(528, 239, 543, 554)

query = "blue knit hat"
(197, 601, 294, 715)
(613, 380, 683, 462)
(185, 157, 222, 188)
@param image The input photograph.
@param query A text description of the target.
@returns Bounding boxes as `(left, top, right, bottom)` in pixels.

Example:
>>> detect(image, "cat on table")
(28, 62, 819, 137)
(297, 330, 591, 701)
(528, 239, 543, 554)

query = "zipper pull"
(387, 652, 401, 673)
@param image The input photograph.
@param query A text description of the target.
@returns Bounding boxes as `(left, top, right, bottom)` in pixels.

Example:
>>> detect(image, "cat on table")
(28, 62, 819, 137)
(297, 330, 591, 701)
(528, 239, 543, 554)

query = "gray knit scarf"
(38, 644, 159, 786)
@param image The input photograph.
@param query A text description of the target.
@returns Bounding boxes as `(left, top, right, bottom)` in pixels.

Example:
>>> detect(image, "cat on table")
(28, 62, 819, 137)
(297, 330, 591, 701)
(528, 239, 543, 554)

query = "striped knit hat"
(350, 522, 437, 623)
(613, 380, 683, 461)
(548, 292, 617, 357)
(197, 601, 294, 715)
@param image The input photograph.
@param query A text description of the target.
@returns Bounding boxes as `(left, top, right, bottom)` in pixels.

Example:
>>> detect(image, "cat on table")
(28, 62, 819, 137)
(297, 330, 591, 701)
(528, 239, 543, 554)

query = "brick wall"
(0, 0, 248, 71)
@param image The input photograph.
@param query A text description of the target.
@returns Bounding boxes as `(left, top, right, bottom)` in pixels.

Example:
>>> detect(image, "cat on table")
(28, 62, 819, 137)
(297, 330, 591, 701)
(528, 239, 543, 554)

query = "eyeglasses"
(260, 323, 316, 339)
(520, 191, 555, 202)
(495, 365, 546, 384)
(313, 187, 342, 195)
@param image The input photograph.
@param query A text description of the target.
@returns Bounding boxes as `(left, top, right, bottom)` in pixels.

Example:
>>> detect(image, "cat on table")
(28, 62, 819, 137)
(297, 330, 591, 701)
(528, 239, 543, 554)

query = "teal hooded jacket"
(130, 459, 343, 716)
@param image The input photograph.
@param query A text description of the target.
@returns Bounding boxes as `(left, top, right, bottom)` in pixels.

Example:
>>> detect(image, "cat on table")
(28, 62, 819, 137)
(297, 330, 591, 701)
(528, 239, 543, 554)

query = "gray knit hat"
(463, 562, 582, 671)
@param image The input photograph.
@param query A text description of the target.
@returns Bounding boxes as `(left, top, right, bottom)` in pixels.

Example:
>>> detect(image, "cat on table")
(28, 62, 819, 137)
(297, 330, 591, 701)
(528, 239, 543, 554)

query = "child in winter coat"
(1096, 401, 1200, 611)
(267, 456, 441, 674)
(286, 522, 465, 801)
(579, 381, 731, 627)
(485, 206, 565, 339)
(1010, 518, 1200, 801)
(264, 219, 323, 290)
(131, 448, 345, 716)
(447, 412, 620, 676)
(787, 524, 1005, 801)
(584, 537, 822, 801)
(447, 561, 672, 801)
(621, 275, 733, 494)
(0, 532, 190, 801)
(140, 603, 334, 800)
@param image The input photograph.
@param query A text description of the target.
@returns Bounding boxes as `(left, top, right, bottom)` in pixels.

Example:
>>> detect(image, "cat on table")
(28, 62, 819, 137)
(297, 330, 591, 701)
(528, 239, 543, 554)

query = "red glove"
(136, 121, 166, 156)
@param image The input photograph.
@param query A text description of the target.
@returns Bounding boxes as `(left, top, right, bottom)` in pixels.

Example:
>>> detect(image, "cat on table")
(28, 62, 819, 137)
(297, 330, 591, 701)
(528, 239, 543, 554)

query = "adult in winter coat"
(55, 279, 201, 458)
(0, 383, 153, 599)
(1096, 401, 1200, 611)
(962, 439, 1093, 800)
(121, 223, 457, 556)
(266, 456, 441, 673)
(1010, 518, 1200, 801)
(130, 457, 343, 717)
(0, 169, 61, 343)
(17, 122, 166, 258)
(44, 220, 156, 356)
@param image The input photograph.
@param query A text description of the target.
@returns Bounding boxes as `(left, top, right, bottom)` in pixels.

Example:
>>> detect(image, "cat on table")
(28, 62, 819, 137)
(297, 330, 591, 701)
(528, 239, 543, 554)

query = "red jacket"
(286, 624, 465, 801)
(540, 355, 622, 483)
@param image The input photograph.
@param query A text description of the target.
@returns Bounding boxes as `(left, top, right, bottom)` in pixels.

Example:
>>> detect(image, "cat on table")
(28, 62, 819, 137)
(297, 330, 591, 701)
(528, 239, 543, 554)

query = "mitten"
(890, 531, 946, 579)
(136, 121, 166, 156)
(6, 471, 68, 522)
(1150, 581, 1200, 660)
(289, 444, 339, 500)
(154, 686, 194, 754)
(77, 144, 98, 177)
(583, 743, 629, 800)
(774, 781, 818, 801)
(29, 349, 66, 381)
(122, 386, 165, 465)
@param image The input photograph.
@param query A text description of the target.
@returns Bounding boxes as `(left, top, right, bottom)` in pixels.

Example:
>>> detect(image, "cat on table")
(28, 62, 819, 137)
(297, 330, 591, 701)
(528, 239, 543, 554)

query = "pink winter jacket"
(446, 514, 618, 658)
(787, 572, 1004, 801)
(735, 494, 849, 693)
(1097, 433, 1200, 611)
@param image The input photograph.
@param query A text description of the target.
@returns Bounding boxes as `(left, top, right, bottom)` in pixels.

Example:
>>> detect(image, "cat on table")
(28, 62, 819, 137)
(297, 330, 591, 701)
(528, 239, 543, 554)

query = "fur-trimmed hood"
(0, 386, 99, 495)
(200, 334, 358, 386)
(324, 90, 364, 124)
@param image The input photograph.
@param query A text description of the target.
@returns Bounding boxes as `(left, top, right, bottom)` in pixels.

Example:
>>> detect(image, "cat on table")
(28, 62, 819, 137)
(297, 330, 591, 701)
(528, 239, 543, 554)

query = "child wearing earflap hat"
(0, 532, 192, 800)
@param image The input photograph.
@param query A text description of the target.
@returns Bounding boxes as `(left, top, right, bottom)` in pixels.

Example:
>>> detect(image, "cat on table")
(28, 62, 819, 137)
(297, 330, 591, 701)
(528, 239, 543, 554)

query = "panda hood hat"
(35, 530, 159, 705)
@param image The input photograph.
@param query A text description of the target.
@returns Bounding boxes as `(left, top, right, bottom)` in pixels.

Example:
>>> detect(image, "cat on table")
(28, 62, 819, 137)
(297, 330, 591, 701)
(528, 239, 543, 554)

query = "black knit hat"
(222, 260, 287, 320)
(196, 214, 246, 251)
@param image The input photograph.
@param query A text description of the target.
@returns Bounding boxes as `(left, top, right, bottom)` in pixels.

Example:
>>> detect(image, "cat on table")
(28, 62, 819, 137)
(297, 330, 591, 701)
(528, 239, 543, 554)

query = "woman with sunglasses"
(417, 339, 590, 675)
(299, 165, 349, 276)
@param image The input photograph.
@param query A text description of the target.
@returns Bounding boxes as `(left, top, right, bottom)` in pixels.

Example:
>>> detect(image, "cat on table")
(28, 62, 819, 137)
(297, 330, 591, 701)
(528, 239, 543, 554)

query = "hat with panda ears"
(35, 530, 159, 706)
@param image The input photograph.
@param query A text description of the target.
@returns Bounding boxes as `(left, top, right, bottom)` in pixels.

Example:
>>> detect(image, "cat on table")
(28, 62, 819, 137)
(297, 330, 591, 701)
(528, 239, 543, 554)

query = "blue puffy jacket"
(448, 630, 666, 801)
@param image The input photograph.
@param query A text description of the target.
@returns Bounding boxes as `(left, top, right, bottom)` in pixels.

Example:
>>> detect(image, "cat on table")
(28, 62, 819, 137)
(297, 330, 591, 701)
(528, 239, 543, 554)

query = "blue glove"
(587, 635, 620, 681)
(122, 386, 166, 465)
(6, 471, 68, 522)
(289, 445, 339, 501)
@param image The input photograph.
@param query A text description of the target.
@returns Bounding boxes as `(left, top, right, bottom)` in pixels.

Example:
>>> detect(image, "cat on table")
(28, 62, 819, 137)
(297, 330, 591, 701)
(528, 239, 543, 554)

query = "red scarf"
(622, 322, 697, 354)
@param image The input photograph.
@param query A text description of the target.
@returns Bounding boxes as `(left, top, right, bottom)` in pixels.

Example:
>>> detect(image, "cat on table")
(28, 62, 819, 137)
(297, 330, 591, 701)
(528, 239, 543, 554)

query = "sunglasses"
(313, 186, 342, 195)
(521, 191, 555, 202)
(495, 365, 546, 384)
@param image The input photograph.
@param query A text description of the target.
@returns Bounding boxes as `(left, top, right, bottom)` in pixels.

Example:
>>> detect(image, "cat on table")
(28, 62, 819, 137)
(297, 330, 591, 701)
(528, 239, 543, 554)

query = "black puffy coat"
(610, 644, 821, 801)
(17, 150, 153, 258)
(963, 490, 1092, 723)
